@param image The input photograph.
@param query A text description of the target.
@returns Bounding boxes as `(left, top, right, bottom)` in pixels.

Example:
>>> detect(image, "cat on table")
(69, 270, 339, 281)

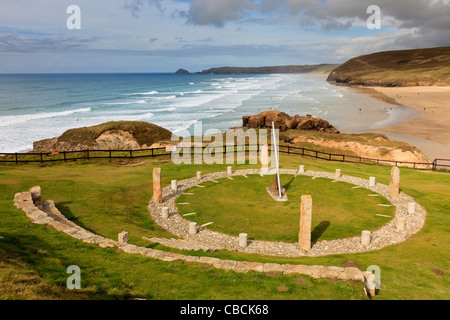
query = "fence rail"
(0, 144, 448, 172)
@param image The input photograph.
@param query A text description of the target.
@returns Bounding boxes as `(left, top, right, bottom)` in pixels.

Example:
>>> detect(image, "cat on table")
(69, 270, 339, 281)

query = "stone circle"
(147, 168, 427, 257)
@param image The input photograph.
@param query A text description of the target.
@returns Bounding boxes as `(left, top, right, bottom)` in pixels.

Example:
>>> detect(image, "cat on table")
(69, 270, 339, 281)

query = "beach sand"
(348, 86, 450, 160)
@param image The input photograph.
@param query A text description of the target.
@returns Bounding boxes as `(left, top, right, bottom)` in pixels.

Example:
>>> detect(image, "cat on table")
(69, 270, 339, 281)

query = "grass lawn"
(0, 154, 449, 300)
(178, 174, 393, 242)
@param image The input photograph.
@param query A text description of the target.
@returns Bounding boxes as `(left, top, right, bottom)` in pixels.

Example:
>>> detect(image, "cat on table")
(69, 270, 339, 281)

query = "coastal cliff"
(199, 64, 338, 75)
(327, 46, 450, 87)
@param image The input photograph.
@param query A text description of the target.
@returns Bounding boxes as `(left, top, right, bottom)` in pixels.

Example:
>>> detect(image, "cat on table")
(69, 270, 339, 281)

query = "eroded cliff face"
(291, 136, 430, 167)
(33, 130, 143, 151)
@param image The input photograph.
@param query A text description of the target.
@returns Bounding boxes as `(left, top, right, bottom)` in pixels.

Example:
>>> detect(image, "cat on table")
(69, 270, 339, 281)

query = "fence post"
(86, 149, 90, 160)
(315, 151, 318, 158)
(15, 152, 18, 164)
(63, 151, 67, 162)
(342, 155, 345, 162)
(40, 153, 43, 162)
(109, 149, 112, 160)
(152, 148, 154, 157)
(302, 148, 305, 156)
(130, 149, 133, 159)
(287, 145, 290, 155)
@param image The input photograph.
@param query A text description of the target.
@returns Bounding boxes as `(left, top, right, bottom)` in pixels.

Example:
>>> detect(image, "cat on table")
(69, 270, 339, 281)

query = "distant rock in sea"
(175, 68, 190, 74)
(242, 110, 339, 133)
(33, 121, 173, 152)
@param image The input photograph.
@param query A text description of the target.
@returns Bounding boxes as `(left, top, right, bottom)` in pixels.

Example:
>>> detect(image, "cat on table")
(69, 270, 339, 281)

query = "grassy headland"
(327, 46, 450, 87)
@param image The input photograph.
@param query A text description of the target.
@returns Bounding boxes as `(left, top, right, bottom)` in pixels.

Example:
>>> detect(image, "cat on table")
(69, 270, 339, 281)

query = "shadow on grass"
(56, 201, 98, 235)
(0, 230, 132, 300)
(311, 221, 330, 243)
(282, 176, 296, 191)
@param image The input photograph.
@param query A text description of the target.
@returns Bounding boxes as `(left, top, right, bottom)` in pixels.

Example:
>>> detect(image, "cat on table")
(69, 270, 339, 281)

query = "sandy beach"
(346, 86, 450, 161)
(371, 86, 450, 145)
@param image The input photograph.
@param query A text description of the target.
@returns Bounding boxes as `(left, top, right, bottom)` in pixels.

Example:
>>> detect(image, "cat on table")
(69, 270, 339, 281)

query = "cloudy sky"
(0, 0, 449, 73)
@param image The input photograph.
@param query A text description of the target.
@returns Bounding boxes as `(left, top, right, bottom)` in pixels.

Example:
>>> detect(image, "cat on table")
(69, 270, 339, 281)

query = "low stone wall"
(13, 186, 372, 285)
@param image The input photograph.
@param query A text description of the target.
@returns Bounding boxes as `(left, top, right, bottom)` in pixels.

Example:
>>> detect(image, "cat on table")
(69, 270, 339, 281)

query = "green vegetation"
(327, 46, 450, 86)
(178, 174, 393, 242)
(0, 153, 449, 300)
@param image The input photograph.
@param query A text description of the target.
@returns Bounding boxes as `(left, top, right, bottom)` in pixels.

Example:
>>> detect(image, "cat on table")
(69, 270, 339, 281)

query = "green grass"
(178, 174, 393, 242)
(0, 153, 449, 300)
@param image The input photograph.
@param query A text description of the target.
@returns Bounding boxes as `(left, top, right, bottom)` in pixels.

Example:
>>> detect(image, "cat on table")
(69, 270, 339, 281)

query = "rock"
(175, 68, 190, 74)
(242, 111, 339, 133)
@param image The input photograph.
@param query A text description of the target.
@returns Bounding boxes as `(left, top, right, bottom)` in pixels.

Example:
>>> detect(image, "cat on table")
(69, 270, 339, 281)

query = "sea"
(0, 73, 413, 153)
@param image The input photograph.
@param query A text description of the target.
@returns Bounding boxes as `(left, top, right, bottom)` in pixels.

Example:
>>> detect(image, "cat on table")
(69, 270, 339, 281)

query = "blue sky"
(0, 0, 448, 73)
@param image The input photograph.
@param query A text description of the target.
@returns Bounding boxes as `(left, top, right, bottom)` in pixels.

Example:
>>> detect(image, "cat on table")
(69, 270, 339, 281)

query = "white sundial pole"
(272, 122, 282, 199)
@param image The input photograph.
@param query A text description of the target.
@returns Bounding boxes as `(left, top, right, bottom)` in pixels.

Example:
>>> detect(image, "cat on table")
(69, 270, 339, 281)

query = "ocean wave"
(103, 100, 147, 105)
(129, 91, 159, 96)
(148, 95, 177, 100)
(0, 107, 91, 127)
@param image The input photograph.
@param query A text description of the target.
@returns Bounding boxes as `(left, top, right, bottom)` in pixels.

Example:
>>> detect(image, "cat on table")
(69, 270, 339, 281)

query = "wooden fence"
(0, 144, 448, 172)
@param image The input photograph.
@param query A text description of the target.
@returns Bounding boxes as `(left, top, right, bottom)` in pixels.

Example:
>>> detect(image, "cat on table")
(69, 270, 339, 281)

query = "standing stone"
(396, 217, 406, 232)
(335, 169, 342, 179)
(407, 202, 416, 215)
(227, 166, 233, 175)
(29, 186, 42, 204)
(361, 230, 371, 246)
(189, 222, 198, 235)
(153, 168, 162, 204)
(196, 171, 202, 180)
(299, 195, 312, 251)
(369, 177, 376, 187)
(260, 144, 269, 173)
(161, 207, 169, 219)
(299, 165, 305, 174)
(389, 166, 400, 199)
(239, 233, 248, 248)
(171, 180, 178, 192)
(118, 231, 129, 244)
(365, 273, 376, 297)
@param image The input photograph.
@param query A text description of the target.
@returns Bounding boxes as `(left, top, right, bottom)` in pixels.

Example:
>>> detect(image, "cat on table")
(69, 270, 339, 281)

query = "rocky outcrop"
(33, 121, 173, 152)
(242, 111, 339, 133)
(175, 68, 190, 74)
